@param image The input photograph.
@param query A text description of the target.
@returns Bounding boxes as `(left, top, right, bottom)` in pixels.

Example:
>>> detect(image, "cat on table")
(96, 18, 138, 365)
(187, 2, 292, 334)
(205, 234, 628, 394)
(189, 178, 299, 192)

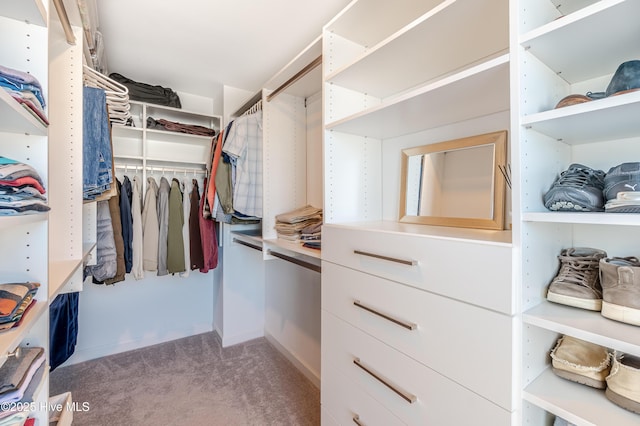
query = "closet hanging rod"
(267, 249, 321, 273)
(52, 0, 76, 45)
(114, 164, 207, 175)
(266, 55, 322, 102)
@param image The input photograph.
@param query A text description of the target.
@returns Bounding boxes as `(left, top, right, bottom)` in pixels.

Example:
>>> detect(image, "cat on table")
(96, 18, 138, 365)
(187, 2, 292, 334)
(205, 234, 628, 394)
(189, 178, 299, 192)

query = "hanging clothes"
(222, 111, 263, 218)
(142, 177, 159, 271)
(167, 178, 185, 274)
(179, 178, 192, 278)
(131, 176, 144, 280)
(156, 177, 171, 276)
(189, 180, 204, 270)
(120, 176, 133, 273)
(84, 200, 117, 282)
(102, 182, 125, 285)
(206, 131, 224, 215)
(199, 177, 218, 273)
(49, 292, 79, 372)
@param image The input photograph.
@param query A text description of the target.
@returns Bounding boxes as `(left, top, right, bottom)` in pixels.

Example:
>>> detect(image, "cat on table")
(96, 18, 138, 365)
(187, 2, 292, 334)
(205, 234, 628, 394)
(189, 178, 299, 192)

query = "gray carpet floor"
(50, 333, 320, 426)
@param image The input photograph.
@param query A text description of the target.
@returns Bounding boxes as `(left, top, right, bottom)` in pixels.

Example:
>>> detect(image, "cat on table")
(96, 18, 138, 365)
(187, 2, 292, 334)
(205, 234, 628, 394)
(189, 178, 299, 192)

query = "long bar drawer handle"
(232, 238, 263, 252)
(353, 357, 417, 404)
(353, 300, 417, 330)
(353, 250, 417, 266)
(352, 414, 364, 426)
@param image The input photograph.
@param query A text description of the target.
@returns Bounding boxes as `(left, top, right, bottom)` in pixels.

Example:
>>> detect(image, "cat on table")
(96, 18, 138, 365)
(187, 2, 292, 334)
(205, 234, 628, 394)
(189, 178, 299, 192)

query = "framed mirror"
(399, 130, 507, 230)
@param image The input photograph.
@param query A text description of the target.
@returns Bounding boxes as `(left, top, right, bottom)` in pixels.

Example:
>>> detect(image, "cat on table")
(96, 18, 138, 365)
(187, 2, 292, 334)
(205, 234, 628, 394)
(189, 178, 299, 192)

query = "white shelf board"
(324, 0, 442, 48)
(0, 89, 48, 136)
(145, 128, 214, 143)
(49, 259, 81, 300)
(524, 302, 640, 357)
(0, 213, 48, 230)
(324, 220, 512, 246)
(0, 0, 47, 26)
(264, 35, 322, 98)
(325, 0, 508, 98)
(521, 91, 640, 144)
(112, 125, 143, 137)
(326, 55, 510, 139)
(263, 238, 321, 260)
(230, 229, 263, 248)
(136, 101, 220, 121)
(113, 154, 144, 161)
(520, 0, 640, 84)
(523, 368, 640, 426)
(523, 212, 640, 227)
(144, 157, 207, 166)
(0, 301, 46, 356)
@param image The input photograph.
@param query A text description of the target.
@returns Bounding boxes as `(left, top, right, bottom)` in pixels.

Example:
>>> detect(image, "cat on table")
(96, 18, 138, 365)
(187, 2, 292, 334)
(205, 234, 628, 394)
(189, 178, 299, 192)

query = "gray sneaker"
(604, 162, 640, 212)
(599, 257, 640, 326)
(547, 248, 608, 311)
(544, 164, 606, 212)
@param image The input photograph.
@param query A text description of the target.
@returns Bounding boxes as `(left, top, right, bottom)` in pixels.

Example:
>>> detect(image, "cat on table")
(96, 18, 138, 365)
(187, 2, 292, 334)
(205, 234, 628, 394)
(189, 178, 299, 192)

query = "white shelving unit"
(517, 0, 640, 424)
(321, 0, 514, 424)
(112, 101, 220, 192)
(0, 1, 51, 424)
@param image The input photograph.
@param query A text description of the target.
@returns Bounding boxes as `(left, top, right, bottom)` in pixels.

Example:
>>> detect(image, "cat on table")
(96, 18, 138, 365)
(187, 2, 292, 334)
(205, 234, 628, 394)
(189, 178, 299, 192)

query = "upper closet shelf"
(0, 0, 47, 27)
(523, 369, 640, 426)
(325, 0, 508, 99)
(325, 0, 443, 48)
(264, 35, 322, 99)
(132, 101, 220, 122)
(326, 54, 509, 139)
(524, 302, 640, 357)
(0, 89, 47, 136)
(520, 0, 640, 83)
(0, 213, 47, 230)
(521, 90, 640, 144)
(523, 211, 640, 226)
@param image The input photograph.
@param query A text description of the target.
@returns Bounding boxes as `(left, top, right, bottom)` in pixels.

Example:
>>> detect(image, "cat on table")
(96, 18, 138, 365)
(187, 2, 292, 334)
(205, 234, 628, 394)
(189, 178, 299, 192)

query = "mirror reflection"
(399, 131, 507, 230)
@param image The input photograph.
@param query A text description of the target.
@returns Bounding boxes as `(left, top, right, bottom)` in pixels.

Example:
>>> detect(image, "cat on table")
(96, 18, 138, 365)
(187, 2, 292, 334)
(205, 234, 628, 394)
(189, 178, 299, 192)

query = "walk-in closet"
(1, 0, 639, 425)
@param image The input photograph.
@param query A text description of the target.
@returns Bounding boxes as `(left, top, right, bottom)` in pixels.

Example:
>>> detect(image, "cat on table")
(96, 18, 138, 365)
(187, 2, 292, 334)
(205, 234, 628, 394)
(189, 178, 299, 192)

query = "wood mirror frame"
(399, 130, 508, 230)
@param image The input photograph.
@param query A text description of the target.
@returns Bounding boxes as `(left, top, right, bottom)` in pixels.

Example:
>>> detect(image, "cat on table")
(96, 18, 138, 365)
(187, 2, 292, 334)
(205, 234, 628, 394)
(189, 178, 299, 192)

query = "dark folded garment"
(147, 116, 216, 137)
(109, 72, 181, 108)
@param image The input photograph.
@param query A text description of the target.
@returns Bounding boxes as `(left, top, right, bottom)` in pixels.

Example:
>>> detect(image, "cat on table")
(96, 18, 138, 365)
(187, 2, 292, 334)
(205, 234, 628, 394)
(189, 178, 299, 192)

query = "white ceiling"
(95, 0, 352, 100)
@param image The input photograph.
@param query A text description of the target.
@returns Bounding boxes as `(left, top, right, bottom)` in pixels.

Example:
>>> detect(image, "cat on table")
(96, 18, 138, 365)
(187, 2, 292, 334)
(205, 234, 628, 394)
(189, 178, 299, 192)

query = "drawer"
(322, 364, 404, 426)
(322, 225, 513, 314)
(322, 262, 514, 410)
(321, 406, 339, 426)
(321, 311, 512, 426)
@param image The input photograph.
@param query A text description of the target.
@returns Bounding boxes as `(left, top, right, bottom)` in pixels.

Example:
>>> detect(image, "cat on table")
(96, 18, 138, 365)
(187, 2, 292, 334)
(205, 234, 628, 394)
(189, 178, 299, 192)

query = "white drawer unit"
(322, 311, 512, 425)
(322, 261, 515, 410)
(322, 223, 513, 314)
(322, 358, 405, 426)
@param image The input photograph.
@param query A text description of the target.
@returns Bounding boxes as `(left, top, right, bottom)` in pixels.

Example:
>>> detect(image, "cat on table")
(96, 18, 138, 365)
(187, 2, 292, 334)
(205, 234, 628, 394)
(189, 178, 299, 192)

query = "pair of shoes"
(543, 164, 606, 211)
(547, 248, 607, 311)
(550, 335, 611, 389)
(554, 60, 640, 108)
(599, 257, 640, 326)
(550, 336, 640, 415)
(607, 352, 640, 414)
(544, 162, 640, 212)
(604, 162, 640, 212)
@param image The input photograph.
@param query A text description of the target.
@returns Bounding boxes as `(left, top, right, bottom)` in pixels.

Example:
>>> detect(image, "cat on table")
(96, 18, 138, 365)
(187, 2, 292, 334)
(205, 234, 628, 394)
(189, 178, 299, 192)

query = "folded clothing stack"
(275, 205, 322, 242)
(300, 221, 322, 250)
(0, 64, 48, 126)
(0, 157, 49, 216)
(0, 282, 39, 332)
(0, 346, 46, 423)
